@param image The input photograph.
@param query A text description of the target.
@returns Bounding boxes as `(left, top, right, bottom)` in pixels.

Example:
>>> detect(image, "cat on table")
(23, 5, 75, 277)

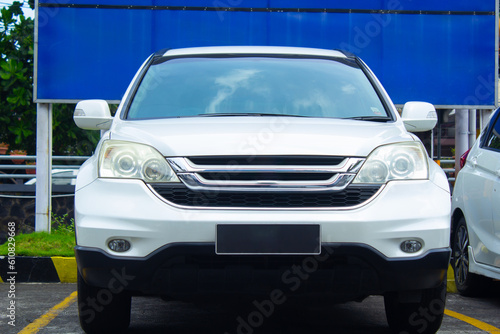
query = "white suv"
(451, 108, 500, 296)
(73, 46, 451, 334)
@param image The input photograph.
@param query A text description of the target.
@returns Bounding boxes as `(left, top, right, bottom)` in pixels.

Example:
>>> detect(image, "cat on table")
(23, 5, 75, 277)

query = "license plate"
(216, 224, 320, 255)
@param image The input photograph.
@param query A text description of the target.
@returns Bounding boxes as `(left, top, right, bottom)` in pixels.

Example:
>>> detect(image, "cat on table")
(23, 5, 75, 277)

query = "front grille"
(150, 184, 381, 208)
(198, 172, 335, 181)
(188, 156, 346, 166)
(166, 155, 366, 193)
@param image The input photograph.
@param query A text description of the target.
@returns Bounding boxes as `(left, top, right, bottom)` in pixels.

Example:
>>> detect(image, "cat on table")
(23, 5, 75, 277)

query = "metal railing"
(0, 155, 89, 194)
(437, 159, 456, 183)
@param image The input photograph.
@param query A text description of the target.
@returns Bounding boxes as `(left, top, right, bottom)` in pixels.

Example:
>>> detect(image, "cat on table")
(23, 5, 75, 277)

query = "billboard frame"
(34, 1, 499, 108)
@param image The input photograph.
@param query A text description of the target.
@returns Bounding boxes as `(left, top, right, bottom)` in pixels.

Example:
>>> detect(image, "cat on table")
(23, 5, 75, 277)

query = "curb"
(447, 264, 458, 293)
(0, 256, 77, 283)
(0, 257, 458, 293)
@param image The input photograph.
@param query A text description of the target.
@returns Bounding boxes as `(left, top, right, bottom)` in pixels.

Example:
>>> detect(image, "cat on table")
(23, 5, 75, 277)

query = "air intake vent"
(150, 184, 381, 209)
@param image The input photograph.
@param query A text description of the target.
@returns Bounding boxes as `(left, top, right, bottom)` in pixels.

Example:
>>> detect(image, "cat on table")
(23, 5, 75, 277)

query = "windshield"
(126, 57, 388, 120)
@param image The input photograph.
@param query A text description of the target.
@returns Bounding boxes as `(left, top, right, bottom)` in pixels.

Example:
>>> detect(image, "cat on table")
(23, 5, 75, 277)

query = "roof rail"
(335, 49, 357, 58)
(153, 48, 170, 57)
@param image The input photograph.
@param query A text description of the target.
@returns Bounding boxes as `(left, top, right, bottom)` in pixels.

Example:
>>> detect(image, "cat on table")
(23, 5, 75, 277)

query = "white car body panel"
(468, 246, 500, 280)
(75, 177, 450, 258)
(109, 117, 411, 158)
(160, 46, 348, 58)
(452, 109, 500, 280)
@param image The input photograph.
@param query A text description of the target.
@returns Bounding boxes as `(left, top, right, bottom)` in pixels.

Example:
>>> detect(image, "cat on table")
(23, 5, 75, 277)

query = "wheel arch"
(450, 208, 465, 264)
(450, 208, 465, 265)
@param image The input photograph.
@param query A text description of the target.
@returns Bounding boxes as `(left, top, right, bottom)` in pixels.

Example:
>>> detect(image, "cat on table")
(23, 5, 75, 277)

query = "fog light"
(108, 239, 131, 252)
(400, 240, 422, 253)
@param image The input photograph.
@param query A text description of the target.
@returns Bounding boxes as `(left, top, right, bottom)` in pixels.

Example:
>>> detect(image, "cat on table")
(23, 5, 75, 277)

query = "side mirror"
(401, 102, 437, 132)
(74, 100, 113, 130)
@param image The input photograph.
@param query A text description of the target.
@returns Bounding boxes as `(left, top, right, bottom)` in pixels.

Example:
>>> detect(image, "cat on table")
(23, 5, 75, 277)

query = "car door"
(485, 116, 500, 268)
(468, 112, 500, 268)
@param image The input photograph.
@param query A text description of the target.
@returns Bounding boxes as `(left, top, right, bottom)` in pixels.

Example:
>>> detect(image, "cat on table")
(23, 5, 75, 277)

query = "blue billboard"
(35, 0, 498, 107)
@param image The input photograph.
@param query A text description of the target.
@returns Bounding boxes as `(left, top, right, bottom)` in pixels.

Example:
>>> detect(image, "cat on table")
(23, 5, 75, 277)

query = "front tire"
(77, 271, 131, 334)
(384, 278, 446, 334)
(452, 217, 491, 296)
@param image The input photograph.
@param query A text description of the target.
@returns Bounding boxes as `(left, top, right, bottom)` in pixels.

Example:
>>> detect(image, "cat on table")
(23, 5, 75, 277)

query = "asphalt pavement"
(0, 283, 499, 334)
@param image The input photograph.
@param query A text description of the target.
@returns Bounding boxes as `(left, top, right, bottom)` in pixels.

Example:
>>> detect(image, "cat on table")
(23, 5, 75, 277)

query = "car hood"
(109, 116, 413, 158)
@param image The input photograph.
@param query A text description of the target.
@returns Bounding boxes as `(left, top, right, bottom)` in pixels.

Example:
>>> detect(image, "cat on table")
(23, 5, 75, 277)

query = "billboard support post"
(35, 102, 52, 232)
(455, 109, 469, 174)
(469, 110, 477, 146)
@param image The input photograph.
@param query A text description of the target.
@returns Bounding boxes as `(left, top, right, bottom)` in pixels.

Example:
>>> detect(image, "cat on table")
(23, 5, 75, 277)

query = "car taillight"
(459, 148, 471, 169)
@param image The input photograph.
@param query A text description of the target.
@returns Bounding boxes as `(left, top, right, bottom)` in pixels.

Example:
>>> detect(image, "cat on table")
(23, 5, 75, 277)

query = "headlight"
(353, 142, 428, 184)
(98, 140, 179, 183)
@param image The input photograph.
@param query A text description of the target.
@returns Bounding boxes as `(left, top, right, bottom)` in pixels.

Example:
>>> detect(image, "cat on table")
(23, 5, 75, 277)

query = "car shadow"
(125, 296, 392, 334)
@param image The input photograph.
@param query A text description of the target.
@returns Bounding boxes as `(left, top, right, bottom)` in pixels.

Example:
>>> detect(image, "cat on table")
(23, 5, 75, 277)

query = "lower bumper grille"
(150, 184, 381, 208)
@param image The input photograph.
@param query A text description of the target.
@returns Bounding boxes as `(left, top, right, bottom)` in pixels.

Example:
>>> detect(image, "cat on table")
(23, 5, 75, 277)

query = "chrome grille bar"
(166, 157, 365, 192)
(167, 157, 364, 174)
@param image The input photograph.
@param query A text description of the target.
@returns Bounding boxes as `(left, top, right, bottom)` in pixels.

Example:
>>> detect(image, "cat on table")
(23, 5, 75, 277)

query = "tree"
(0, 1, 35, 153)
(0, 1, 99, 156)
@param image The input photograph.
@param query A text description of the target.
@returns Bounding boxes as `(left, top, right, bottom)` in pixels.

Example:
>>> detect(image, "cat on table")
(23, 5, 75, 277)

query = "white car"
(24, 168, 79, 186)
(73, 46, 451, 334)
(451, 108, 500, 295)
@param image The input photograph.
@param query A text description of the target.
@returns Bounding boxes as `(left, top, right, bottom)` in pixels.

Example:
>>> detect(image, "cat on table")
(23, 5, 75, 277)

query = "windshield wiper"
(343, 116, 392, 122)
(195, 113, 307, 117)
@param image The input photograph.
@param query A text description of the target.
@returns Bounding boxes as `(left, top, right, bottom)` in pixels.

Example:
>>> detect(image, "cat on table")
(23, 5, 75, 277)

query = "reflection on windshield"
(127, 57, 387, 120)
(208, 69, 262, 114)
(293, 89, 334, 116)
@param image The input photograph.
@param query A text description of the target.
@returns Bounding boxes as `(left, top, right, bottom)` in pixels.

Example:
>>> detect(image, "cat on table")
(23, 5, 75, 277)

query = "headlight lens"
(353, 142, 429, 184)
(99, 140, 179, 183)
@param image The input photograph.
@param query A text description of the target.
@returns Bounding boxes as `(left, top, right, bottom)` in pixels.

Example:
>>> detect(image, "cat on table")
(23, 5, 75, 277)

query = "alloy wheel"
(454, 223, 469, 285)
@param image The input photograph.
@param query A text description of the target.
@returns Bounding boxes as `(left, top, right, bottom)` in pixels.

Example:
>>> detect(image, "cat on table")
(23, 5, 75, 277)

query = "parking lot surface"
(0, 283, 499, 334)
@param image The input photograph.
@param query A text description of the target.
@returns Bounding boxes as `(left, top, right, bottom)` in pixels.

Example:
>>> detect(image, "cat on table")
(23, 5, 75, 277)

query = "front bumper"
(75, 176, 451, 300)
(75, 178, 451, 259)
(76, 243, 451, 299)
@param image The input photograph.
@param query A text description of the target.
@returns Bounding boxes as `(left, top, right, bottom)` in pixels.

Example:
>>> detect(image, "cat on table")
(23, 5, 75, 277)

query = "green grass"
(0, 231, 75, 257)
(0, 214, 76, 257)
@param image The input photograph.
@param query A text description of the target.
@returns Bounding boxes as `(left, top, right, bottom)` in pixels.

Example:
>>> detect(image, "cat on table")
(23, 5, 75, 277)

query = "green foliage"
(0, 1, 35, 151)
(52, 104, 100, 156)
(51, 212, 75, 235)
(0, 1, 100, 155)
(51, 213, 75, 236)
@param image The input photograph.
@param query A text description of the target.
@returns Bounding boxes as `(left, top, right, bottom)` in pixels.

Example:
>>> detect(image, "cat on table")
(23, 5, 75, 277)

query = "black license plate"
(216, 224, 320, 255)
